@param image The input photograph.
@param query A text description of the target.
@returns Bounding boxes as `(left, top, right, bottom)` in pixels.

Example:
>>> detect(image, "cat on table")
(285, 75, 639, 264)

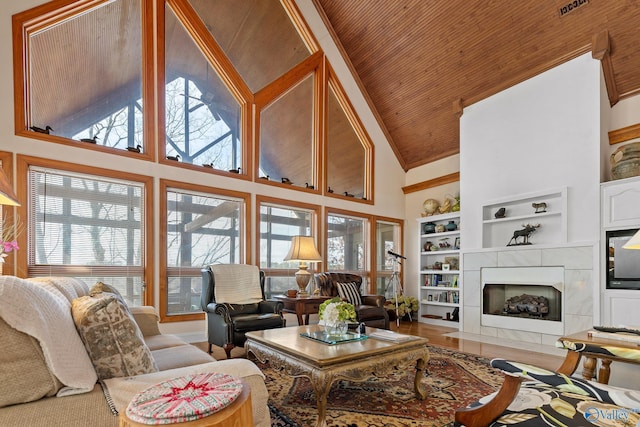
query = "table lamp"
(284, 236, 322, 297)
(0, 168, 20, 206)
(623, 229, 640, 249)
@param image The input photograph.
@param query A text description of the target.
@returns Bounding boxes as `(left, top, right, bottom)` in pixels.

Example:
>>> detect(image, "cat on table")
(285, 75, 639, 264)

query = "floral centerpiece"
(386, 295, 419, 319)
(0, 216, 23, 264)
(318, 297, 356, 335)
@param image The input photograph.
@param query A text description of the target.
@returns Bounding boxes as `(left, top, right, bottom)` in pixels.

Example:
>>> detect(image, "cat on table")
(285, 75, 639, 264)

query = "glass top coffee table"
(245, 325, 429, 427)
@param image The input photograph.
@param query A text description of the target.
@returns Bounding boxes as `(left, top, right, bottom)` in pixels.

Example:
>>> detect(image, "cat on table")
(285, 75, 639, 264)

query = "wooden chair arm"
(454, 374, 523, 427)
(556, 349, 581, 376)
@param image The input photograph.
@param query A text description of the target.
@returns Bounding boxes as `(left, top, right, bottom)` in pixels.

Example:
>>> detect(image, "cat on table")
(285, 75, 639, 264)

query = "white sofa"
(0, 276, 270, 426)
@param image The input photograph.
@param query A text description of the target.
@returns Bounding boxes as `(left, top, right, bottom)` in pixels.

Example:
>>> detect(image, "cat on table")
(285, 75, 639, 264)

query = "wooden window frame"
(16, 154, 154, 306)
(255, 195, 322, 280)
(325, 207, 371, 280)
(159, 178, 251, 322)
(324, 209, 403, 294)
(160, 0, 254, 180)
(12, 0, 157, 162)
(324, 61, 375, 204)
(254, 52, 324, 193)
(372, 215, 404, 296)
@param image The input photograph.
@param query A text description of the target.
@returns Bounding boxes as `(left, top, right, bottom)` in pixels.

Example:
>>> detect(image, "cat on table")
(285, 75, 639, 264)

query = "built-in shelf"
(420, 301, 458, 308)
(420, 270, 460, 274)
(417, 212, 462, 328)
(482, 210, 561, 224)
(482, 187, 567, 248)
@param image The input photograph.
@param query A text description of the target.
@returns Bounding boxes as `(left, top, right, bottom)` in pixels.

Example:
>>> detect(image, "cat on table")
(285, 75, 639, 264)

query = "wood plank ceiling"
(313, 0, 640, 171)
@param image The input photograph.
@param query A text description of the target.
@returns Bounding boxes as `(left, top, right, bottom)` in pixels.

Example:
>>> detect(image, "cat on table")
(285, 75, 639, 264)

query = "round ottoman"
(118, 373, 253, 427)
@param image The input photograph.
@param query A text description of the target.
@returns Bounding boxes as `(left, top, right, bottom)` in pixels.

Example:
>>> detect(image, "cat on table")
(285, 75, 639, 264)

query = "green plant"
(386, 295, 419, 317)
(318, 297, 357, 323)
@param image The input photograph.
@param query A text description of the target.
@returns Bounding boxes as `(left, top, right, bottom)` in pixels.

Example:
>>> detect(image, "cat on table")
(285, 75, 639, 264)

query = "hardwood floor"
(391, 321, 565, 371)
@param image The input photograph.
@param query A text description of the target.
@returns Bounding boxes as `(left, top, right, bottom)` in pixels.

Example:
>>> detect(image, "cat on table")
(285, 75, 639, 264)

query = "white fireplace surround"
(462, 244, 594, 345)
(481, 266, 565, 335)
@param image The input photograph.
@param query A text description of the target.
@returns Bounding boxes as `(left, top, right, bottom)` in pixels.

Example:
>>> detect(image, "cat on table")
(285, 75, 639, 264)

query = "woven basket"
(611, 141, 640, 180)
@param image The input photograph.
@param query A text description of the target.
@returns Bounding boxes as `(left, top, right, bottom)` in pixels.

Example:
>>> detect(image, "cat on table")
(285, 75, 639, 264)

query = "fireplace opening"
(483, 283, 562, 322)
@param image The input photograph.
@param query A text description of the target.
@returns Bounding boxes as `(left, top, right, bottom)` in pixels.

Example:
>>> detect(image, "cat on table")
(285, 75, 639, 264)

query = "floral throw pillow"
(336, 282, 362, 306)
(90, 281, 130, 312)
(72, 292, 157, 380)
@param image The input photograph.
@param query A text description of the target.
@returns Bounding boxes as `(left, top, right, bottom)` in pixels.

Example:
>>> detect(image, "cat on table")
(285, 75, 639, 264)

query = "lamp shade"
(623, 229, 640, 250)
(283, 236, 321, 262)
(0, 169, 20, 206)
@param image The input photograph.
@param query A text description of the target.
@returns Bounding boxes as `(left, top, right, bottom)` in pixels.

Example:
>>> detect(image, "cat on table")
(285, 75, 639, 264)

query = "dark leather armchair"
(314, 272, 389, 330)
(201, 264, 285, 358)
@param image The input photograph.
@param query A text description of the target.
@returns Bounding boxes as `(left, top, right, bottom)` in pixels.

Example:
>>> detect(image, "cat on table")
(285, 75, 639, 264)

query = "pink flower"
(2, 241, 19, 253)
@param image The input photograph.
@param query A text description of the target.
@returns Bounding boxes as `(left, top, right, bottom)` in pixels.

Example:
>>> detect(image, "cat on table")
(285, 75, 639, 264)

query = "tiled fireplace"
(481, 266, 564, 335)
(462, 244, 595, 345)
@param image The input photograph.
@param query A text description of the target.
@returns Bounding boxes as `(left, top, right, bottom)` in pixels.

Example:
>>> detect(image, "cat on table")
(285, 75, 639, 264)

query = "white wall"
(460, 52, 602, 250)
(0, 1, 406, 336)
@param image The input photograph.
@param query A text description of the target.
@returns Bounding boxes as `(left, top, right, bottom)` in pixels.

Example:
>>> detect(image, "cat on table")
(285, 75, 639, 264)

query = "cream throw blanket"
(0, 276, 97, 396)
(210, 264, 264, 304)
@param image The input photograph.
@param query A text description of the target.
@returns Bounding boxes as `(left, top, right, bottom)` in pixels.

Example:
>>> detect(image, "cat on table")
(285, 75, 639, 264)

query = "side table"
(557, 330, 640, 384)
(119, 378, 252, 427)
(273, 295, 330, 325)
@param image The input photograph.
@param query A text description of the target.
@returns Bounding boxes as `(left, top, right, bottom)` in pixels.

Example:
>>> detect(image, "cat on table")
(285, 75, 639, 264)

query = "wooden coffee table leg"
(310, 371, 333, 427)
(414, 356, 428, 400)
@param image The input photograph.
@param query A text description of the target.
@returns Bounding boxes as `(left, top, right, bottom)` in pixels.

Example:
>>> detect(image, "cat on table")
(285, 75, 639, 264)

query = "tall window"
(162, 182, 248, 319)
(375, 219, 403, 296)
(25, 0, 146, 152)
(163, 7, 242, 171)
(327, 211, 368, 274)
(258, 198, 319, 298)
(28, 166, 147, 306)
(326, 73, 373, 200)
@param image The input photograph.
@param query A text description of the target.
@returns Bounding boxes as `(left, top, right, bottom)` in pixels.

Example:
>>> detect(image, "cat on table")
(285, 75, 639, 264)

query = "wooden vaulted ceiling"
(313, 0, 640, 171)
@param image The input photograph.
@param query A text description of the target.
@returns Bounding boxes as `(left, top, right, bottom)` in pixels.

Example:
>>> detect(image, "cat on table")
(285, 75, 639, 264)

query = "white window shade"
(28, 167, 145, 305)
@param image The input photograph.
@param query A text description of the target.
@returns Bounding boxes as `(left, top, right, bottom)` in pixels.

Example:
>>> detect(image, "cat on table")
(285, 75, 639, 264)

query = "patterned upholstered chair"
(314, 272, 389, 330)
(201, 264, 285, 358)
(455, 339, 640, 426)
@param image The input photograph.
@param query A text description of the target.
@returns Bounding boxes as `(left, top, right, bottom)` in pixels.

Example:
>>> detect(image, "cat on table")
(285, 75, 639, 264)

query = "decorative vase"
(445, 221, 457, 231)
(325, 321, 348, 336)
(422, 199, 439, 216)
(423, 222, 436, 234)
(435, 223, 446, 233)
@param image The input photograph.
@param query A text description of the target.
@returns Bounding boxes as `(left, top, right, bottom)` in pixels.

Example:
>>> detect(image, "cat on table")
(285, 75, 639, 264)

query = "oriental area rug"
(265, 345, 504, 427)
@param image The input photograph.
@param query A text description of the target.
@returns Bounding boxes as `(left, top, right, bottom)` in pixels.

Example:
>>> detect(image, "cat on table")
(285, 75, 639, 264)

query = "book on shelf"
(434, 290, 458, 303)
